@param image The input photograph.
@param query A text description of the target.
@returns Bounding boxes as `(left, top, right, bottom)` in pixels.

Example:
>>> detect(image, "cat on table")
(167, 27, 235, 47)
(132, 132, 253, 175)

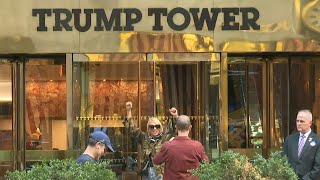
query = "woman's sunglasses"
(149, 124, 161, 129)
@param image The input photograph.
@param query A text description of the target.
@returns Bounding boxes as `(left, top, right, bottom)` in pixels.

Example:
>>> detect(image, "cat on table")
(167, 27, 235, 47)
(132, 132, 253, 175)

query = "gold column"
(219, 53, 228, 152)
(12, 59, 26, 170)
(151, 54, 156, 116)
(66, 54, 73, 150)
(262, 59, 270, 158)
(269, 61, 275, 149)
(79, 63, 90, 149)
(196, 62, 200, 140)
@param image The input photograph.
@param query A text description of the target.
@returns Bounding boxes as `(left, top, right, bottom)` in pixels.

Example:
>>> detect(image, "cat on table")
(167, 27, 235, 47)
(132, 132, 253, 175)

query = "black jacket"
(284, 132, 320, 180)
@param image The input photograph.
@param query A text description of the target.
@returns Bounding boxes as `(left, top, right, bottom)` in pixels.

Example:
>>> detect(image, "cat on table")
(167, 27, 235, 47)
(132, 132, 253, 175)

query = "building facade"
(0, 0, 320, 179)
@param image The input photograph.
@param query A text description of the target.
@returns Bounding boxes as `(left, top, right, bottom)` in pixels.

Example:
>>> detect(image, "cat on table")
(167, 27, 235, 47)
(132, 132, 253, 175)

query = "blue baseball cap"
(90, 131, 115, 152)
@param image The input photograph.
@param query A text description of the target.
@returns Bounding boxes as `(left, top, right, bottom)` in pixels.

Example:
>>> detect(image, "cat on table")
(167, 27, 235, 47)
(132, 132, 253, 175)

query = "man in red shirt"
(153, 115, 208, 180)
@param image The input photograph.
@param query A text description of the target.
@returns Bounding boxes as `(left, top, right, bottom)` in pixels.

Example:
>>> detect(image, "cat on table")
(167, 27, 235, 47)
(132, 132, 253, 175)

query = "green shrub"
(192, 150, 298, 180)
(192, 150, 263, 180)
(5, 159, 116, 180)
(253, 151, 298, 180)
(191, 161, 222, 180)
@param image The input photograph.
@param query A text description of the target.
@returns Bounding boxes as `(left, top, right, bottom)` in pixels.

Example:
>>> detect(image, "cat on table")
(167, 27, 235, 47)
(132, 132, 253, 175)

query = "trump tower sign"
(0, 0, 298, 53)
(32, 7, 260, 32)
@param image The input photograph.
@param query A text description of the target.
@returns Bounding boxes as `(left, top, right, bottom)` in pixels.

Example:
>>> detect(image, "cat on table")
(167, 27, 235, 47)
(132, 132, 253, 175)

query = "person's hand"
(169, 107, 178, 117)
(169, 137, 175, 141)
(126, 102, 132, 111)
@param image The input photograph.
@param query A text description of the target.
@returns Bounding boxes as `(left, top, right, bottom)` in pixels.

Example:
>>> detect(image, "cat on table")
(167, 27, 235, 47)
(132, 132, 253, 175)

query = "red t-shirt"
(153, 136, 208, 180)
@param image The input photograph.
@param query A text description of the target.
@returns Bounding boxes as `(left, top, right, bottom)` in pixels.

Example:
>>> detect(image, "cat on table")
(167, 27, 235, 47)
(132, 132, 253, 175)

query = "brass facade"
(1, 0, 320, 179)
(0, 0, 319, 53)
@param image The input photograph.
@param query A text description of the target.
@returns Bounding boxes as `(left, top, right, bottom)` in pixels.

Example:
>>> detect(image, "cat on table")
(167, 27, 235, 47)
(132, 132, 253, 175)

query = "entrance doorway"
(72, 53, 220, 178)
(227, 56, 289, 157)
(0, 58, 25, 177)
(0, 56, 67, 178)
(227, 55, 320, 157)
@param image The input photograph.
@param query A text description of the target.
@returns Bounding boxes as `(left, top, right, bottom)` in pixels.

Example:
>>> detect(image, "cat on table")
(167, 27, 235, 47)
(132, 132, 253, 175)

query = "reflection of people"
(76, 131, 115, 164)
(123, 102, 178, 179)
(283, 110, 320, 179)
(153, 115, 208, 180)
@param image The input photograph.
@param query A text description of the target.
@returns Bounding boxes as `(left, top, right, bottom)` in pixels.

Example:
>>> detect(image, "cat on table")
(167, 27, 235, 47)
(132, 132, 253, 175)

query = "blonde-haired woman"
(123, 102, 178, 180)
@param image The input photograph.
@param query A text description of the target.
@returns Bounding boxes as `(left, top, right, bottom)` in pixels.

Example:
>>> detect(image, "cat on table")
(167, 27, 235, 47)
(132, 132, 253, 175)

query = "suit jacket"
(284, 131, 320, 180)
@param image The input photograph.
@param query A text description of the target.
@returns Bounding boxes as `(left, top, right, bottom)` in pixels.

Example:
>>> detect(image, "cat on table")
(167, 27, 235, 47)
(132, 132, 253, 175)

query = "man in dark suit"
(284, 110, 320, 180)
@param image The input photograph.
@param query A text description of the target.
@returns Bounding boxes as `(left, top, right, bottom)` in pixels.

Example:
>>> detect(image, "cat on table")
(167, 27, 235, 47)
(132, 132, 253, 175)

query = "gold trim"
(302, 0, 320, 33)
(269, 62, 275, 148)
(66, 54, 73, 149)
(196, 62, 200, 140)
(262, 60, 269, 157)
(219, 53, 228, 152)
(294, 0, 302, 33)
(75, 116, 219, 121)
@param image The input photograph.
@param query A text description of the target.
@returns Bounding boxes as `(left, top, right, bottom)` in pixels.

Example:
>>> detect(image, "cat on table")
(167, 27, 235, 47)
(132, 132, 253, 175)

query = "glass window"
(152, 53, 220, 159)
(72, 54, 145, 177)
(227, 57, 265, 156)
(271, 59, 289, 148)
(227, 58, 247, 149)
(290, 56, 320, 134)
(25, 57, 67, 168)
(0, 62, 13, 178)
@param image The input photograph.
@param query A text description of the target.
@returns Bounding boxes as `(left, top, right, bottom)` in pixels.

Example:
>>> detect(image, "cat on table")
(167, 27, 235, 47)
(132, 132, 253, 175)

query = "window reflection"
(290, 57, 320, 135)
(0, 64, 12, 150)
(272, 62, 288, 148)
(0, 63, 13, 178)
(155, 63, 197, 117)
(25, 58, 67, 151)
(73, 61, 141, 176)
(227, 58, 264, 150)
(248, 64, 263, 148)
(73, 53, 220, 177)
(153, 53, 220, 159)
(140, 62, 154, 133)
(228, 61, 247, 148)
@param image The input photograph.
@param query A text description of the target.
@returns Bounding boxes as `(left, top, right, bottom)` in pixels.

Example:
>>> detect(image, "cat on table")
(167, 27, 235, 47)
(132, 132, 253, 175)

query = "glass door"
(269, 58, 289, 150)
(0, 58, 25, 178)
(149, 53, 220, 159)
(0, 60, 14, 178)
(227, 58, 264, 156)
(72, 53, 220, 179)
(290, 56, 320, 135)
(24, 57, 67, 170)
(72, 54, 146, 179)
(0, 56, 67, 179)
(227, 56, 289, 157)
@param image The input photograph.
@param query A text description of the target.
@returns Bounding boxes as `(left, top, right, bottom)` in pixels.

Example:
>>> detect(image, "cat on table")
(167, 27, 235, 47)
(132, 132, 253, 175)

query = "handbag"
(139, 154, 160, 180)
